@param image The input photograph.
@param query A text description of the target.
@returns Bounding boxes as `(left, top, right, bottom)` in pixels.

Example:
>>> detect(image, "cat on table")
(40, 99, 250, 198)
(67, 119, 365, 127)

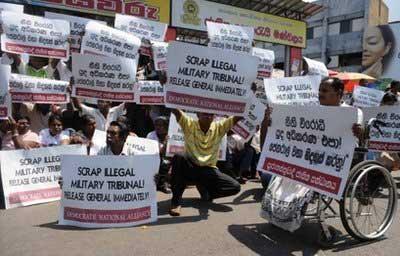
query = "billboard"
(171, 0, 307, 48)
(362, 23, 400, 80)
(22, 0, 170, 23)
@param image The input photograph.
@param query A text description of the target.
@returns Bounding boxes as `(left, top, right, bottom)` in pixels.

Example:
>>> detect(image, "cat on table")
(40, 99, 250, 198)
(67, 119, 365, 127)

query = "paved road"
(1, 178, 399, 256)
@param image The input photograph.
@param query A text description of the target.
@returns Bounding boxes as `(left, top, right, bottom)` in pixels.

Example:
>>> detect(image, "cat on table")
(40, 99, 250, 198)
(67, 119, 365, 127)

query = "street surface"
(1, 177, 399, 256)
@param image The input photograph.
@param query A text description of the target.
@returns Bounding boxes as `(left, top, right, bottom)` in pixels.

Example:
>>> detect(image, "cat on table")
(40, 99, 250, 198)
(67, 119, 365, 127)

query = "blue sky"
(383, 0, 400, 22)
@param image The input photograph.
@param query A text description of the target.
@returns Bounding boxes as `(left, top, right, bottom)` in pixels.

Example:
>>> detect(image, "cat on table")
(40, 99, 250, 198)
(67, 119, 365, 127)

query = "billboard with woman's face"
(362, 23, 399, 80)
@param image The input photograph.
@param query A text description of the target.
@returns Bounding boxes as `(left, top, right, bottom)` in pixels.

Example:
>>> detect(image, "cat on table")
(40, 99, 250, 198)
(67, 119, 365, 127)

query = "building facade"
(272, 0, 388, 72)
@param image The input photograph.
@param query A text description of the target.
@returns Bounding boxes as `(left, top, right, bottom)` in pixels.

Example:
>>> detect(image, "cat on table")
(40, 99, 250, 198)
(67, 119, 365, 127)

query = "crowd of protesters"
(1, 43, 400, 215)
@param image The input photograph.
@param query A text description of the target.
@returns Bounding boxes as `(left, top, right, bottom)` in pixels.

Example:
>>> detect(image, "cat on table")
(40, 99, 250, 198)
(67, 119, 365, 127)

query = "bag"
(260, 176, 313, 232)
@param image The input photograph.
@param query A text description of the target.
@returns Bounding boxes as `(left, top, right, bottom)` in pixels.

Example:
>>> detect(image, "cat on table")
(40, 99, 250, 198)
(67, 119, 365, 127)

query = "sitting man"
(169, 109, 242, 216)
(98, 121, 134, 156)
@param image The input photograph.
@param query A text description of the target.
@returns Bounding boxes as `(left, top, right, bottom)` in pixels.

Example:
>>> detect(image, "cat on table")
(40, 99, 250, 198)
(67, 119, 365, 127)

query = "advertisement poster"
(362, 23, 400, 80)
(171, 0, 306, 48)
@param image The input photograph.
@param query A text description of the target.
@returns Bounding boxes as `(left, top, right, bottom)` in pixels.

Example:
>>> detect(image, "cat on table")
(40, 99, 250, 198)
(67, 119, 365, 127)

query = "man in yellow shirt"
(169, 109, 242, 216)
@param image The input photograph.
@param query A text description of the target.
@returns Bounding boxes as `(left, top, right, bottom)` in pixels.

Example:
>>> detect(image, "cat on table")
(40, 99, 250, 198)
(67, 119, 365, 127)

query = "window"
(328, 23, 340, 35)
(314, 26, 323, 38)
(306, 27, 314, 39)
(351, 18, 364, 32)
(340, 20, 351, 34)
(327, 55, 339, 68)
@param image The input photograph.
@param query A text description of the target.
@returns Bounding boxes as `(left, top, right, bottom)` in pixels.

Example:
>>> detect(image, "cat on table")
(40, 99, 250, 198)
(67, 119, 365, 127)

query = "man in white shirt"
(97, 121, 134, 156)
(73, 98, 126, 131)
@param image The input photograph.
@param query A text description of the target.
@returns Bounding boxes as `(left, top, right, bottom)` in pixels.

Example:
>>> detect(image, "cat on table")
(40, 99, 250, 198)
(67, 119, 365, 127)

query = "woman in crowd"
(39, 114, 70, 147)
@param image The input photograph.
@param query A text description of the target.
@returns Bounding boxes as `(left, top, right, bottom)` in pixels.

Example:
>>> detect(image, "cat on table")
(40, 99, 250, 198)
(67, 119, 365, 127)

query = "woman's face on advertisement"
(362, 27, 391, 67)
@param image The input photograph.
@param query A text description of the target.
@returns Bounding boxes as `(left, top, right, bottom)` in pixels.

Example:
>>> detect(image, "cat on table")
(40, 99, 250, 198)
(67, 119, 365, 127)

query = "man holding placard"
(168, 109, 242, 216)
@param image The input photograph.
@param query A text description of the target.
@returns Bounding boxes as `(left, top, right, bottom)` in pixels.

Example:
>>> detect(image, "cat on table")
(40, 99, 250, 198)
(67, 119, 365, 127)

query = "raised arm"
(171, 109, 183, 123)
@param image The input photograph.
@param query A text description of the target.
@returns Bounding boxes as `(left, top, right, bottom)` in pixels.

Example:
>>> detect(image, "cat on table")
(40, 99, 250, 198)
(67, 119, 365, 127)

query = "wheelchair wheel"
(340, 160, 398, 241)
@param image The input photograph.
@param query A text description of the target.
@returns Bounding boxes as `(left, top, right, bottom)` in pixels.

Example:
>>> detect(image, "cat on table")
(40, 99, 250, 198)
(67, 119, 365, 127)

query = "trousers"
(171, 155, 241, 206)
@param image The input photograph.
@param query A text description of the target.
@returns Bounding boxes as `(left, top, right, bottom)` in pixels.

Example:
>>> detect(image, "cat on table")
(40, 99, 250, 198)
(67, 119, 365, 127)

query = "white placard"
(0, 2, 23, 13)
(207, 21, 254, 54)
(232, 93, 266, 142)
(0, 145, 86, 209)
(303, 57, 328, 77)
(363, 106, 400, 152)
(1, 11, 70, 59)
(123, 136, 160, 157)
(166, 113, 227, 161)
(59, 155, 158, 228)
(264, 75, 321, 105)
(45, 12, 106, 52)
(114, 14, 167, 42)
(252, 47, 274, 79)
(81, 21, 141, 60)
(352, 86, 385, 108)
(257, 104, 357, 199)
(0, 64, 11, 119)
(166, 41, 258, 116)
(135, 81, 164, 105)
(72, 53, 137, 102)
(151, 41, 168, 71)
(9, 74, 70, 104)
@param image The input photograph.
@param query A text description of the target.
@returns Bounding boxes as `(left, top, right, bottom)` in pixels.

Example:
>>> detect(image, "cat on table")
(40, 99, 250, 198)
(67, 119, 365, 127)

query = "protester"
(0, 116, 40, 150)
(39, 114, 70, 147)
(12, 103, 56, 134)
(73, 98, 126, 131)
(97, 121, 134, 155)
(168, 109, 242, 216)
(116, 115, 137, 137)
(147, 116, 171, 194)
(388, 80, 400, 103)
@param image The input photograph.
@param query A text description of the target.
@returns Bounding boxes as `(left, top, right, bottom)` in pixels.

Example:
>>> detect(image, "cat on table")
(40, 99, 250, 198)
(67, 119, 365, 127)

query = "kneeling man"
(169, 109, 242, 216)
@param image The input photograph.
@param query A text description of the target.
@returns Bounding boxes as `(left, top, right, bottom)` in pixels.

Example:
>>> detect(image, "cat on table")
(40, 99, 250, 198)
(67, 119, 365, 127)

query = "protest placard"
(303, 57, 328, 77)
(151, 41, 168, 71)
(166, 113, 227, 160)
(1, 11, 70, 59)
(166, 41, 258, 116)
(123, 136, 160, 157)
(252, 47, 274, 79)
(81, 21, 141, 60)
(207, 21, 254, 54)
(9, 74, 69, 104)
(72, 53, 136, 102)
(0, 64, 11, 119)
(0, 145, 86, 209)
(264, 75, 321, 105)
(45, 12, 106, 53)
(363, 106, 400, 152)
(135, 81, 164, 105)
(0, 2, 23, 14)
(114, 14, 167, 42)
(232, 93, 266, 142)
(257, 104, 357, 199)
(352, 86, 385, 108)
(59, 155, 158, 228)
